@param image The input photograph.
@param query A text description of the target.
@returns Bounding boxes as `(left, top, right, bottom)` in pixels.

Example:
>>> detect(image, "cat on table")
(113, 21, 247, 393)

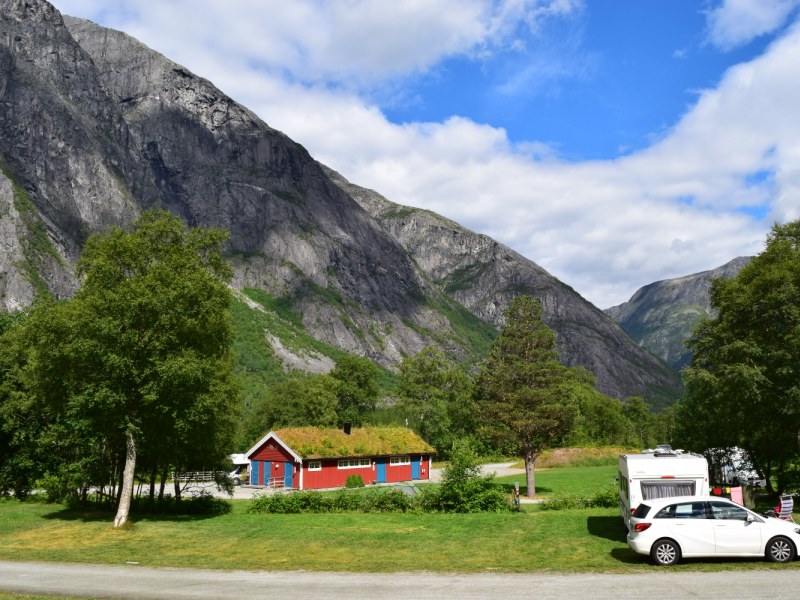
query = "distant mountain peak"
(605, 257, 752, 370)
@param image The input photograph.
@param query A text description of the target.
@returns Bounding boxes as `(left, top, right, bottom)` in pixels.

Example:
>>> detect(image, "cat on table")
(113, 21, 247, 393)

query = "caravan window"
(641, 480, 696, 500)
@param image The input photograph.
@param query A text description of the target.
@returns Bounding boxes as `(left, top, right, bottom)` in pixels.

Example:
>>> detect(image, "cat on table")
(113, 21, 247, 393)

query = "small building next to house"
(244, 426, 436, 490)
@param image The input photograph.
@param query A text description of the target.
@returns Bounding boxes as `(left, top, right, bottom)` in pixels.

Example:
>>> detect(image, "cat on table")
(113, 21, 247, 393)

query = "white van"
(618, 445, 709, 531)
(228, 453, 250, 486)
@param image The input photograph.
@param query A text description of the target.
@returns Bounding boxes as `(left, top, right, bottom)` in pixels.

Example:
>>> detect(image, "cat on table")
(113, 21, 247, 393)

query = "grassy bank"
(1, 495, 797, 574)
(494, 464, 617, 497)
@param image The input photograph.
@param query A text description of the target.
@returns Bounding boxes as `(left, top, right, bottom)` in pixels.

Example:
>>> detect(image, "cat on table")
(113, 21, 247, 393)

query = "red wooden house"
(245, 427, 436, 490)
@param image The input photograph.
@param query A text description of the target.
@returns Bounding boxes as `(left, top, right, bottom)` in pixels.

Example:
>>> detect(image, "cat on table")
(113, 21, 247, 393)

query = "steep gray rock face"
(0, 0, 685, 404)
(325, 167, 683, 406)
(605, 257, 751, 370)
(0, 172, 35, 309)
(0, 2, 446, 364)
(63, 15, 462, 365)
(0, 2, 141, 232)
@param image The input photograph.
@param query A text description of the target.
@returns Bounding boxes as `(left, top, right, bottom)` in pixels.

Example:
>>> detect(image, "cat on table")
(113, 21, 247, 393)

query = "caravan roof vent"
(653, 445, 677, 456)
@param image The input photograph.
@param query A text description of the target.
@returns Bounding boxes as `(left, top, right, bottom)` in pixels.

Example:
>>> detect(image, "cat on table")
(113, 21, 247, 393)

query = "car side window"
(654, 505, 675, 518)
(709, 501, 748, 521)
(655, 502, 707, 519)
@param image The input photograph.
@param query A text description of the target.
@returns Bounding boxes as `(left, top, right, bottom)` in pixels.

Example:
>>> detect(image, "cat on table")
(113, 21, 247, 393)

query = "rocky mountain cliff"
(605, 257, 751, 370)
(325, 167, 681, 406)
(0, 0, 682, 404)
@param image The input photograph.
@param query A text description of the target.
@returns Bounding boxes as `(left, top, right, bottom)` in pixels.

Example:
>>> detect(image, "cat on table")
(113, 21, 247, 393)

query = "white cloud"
(706, 0, 800, 50)
(57, 0, 582, 88)
(51, 0, 800, 308)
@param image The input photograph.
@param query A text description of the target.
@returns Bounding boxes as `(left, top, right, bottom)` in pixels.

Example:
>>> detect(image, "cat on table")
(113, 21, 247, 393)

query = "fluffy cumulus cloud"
(51, 0, 800, 307)
(706, 0, 800, 50)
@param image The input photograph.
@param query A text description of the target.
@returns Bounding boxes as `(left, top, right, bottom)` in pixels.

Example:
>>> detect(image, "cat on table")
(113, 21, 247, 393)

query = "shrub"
(131, 491, 232, 516)
(538, 487, 617, 511)
(181, 492, 233, 516)
(345, 474, 365, 488)
(432, 440, 513, 513)
(370, 488, 412, 512)
(331, 489, 363, 512)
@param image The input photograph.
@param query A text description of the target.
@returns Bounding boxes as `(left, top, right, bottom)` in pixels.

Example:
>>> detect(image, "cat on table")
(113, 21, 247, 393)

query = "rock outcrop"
(0, 0, 684, 404)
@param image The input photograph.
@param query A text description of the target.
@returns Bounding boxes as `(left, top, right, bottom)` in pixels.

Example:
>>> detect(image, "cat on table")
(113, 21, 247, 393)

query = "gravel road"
(2, 560, 800, 599)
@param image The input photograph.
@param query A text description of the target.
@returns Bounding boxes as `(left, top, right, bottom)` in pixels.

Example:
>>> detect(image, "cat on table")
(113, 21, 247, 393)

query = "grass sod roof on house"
(272, 427, 435, 459)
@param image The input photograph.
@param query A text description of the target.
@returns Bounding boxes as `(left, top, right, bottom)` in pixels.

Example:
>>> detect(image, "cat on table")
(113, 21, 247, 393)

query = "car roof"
(639, 495, 738, 507)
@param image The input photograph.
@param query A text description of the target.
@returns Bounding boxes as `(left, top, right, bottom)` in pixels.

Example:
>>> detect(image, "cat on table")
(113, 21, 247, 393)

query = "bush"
(345, 474, 365, 488)
(132, 491, 232, 516)
(368, 488, 411, 512)
(538, 486, 617, 511)
(181, 492, 233, 516)
(431, 440, 513, 513)
(330, 489, 363, 512)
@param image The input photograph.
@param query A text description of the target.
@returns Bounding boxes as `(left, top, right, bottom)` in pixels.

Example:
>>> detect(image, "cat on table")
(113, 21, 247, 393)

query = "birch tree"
(16, 211, 237, 526)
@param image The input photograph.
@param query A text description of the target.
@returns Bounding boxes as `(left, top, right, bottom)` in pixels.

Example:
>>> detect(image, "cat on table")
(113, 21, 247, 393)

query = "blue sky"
(52, 0, 800, 307)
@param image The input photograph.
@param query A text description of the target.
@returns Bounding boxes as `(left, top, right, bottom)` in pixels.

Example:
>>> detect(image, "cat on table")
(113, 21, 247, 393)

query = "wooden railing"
(173, 471, 220, 482)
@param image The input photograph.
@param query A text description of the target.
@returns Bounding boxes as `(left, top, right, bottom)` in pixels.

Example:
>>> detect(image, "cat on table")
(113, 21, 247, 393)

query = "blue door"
(284, 462, 293, 488)
(250, 460, 259, 485)
(376, 458, 387, 483)
(263, 461, 271, 486)
(411, 456, 421, 480)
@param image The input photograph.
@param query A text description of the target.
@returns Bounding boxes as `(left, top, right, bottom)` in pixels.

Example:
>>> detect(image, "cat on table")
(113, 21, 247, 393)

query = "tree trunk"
(524, 448, 537, 499)
(158, 467, 168, 503)
(149, 464, 157, 501)
(113, 431, 137, 528)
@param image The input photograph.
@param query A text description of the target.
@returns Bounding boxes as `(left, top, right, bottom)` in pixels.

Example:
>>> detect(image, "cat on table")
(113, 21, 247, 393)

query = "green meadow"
(1, 465, 796, 574)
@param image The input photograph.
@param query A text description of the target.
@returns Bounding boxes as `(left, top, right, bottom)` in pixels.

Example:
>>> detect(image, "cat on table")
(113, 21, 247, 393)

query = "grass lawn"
(1, 494, 797, 575)
(494, 464, 617, 497)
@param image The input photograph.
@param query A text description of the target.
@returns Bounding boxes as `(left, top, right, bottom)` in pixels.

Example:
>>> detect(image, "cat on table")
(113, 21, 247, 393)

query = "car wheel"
(766, 536, 795, 563)
(650, 538, 681, 566)
(233, 476, 241, 486)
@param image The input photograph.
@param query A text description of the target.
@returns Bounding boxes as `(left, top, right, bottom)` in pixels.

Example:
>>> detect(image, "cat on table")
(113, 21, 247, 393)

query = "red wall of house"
(302, 459, 373, 489)
(250, 439, 299, 489)
(300, 456, 431, 490)
(251, 441, 293, 463)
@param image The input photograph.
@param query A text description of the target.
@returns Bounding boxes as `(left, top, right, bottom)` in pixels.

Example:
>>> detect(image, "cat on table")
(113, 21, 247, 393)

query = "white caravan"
(618, 445, 709, 531)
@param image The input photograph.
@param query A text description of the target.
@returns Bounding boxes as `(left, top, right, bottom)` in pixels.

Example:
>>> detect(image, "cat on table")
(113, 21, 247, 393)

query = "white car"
(627, 495, 800, 565)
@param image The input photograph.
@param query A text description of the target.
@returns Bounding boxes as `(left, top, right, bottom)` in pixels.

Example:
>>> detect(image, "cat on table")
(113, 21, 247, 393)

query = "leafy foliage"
(476, 296, 582, 497)
(247, 488, 418, 514)
(0, 211, 238, 523)
(397, 346, 475, 456)
(345, 474, 365, 488)
(435, 439, 512, 513)
(330, 355, 381, 427)
(538, 486, 618, 510)
(675, 220, 800, 493)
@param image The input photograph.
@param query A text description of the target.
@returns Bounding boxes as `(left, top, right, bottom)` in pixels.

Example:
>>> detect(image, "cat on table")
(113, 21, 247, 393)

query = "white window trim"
(308, 460, 322, 472)
(337, 458, 371, 469)
(390, 456, 411, 465)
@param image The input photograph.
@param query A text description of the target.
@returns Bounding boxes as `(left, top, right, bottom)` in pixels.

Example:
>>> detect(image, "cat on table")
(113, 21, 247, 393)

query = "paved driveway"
(2, 560, 800, 599)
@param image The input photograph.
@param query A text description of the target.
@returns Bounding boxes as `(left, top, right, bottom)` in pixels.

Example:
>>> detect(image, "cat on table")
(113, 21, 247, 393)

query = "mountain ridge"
(605, 257, 752, 370)
(0, 0, 682, 405)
